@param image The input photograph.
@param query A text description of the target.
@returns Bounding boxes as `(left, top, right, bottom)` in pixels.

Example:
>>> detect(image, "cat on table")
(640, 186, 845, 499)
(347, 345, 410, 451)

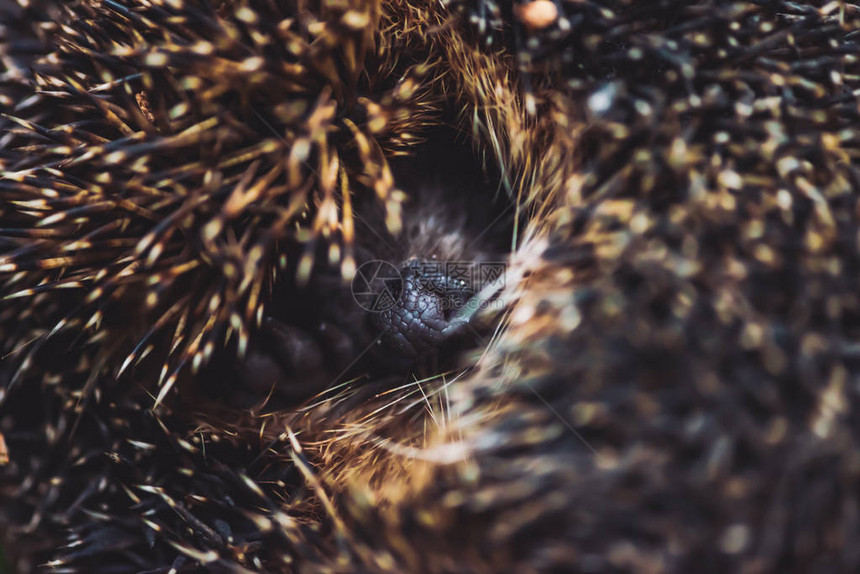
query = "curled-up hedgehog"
(4, 0, 860, 573)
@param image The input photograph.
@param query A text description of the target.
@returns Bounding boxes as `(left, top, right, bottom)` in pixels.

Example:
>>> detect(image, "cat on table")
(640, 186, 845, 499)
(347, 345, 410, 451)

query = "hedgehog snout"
(370, 259, 475, 371)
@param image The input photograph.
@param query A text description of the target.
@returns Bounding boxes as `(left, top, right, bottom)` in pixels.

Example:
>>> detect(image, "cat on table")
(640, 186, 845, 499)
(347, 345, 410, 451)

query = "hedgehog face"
(221, 130, 513, 405)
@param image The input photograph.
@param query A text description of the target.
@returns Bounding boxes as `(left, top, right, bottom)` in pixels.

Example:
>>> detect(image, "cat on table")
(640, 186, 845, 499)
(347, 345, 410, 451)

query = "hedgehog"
(4, 0, 860, 573)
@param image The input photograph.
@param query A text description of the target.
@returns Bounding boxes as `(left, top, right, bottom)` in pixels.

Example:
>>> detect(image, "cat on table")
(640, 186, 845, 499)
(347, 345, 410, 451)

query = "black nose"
(369, 260, 474, 371)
